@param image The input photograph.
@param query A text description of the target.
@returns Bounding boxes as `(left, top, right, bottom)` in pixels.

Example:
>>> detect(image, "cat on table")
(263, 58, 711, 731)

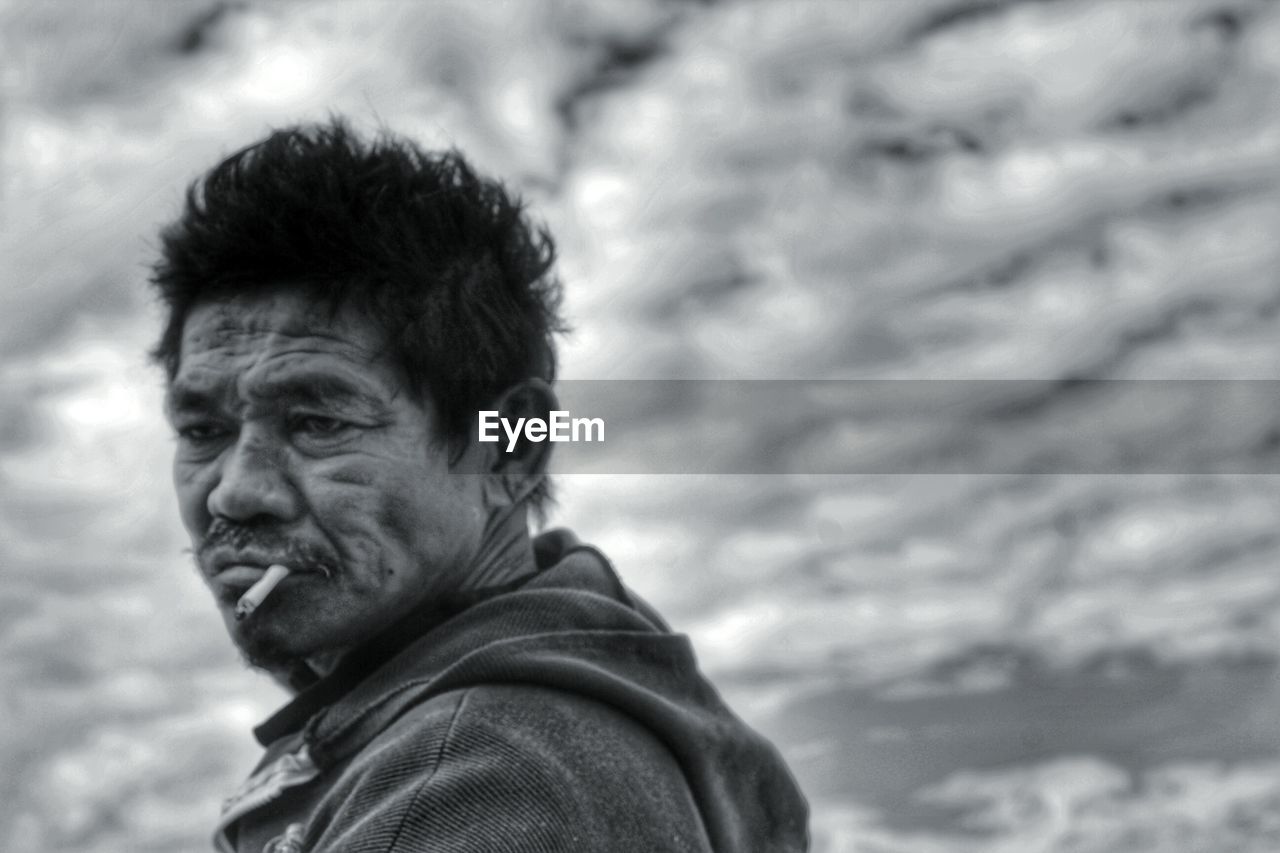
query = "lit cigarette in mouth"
(235, 564, 291, 621)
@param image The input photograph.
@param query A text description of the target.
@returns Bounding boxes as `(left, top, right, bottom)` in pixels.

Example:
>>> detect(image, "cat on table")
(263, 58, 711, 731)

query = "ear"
(475, 379, 558, 506)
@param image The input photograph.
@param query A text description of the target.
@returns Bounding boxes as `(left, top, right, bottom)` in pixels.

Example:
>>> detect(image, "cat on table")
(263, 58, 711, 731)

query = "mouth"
(211, 561, 318, 612)
(216, 563, 290, 589)
(206, 545, 333, 585)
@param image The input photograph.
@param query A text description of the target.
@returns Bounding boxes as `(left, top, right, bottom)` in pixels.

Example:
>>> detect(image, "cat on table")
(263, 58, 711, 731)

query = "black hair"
(149, 117, 566, 510)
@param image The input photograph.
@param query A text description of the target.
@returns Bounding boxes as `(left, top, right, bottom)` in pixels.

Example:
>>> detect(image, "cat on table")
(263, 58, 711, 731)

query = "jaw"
(221, 599, 322, 672)
(218, 577, 380, 677)
(303, 648, 348, 679)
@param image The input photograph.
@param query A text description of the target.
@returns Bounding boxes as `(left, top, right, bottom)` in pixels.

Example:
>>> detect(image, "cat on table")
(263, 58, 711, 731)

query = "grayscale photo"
(4, 1, 1279, 851)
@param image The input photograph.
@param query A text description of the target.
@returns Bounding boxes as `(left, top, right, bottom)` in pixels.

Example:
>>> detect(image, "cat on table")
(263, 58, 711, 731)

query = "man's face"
(167, 288, 486, 672)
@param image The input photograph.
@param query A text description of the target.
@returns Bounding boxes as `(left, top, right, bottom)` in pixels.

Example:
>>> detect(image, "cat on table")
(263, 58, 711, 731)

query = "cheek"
(308, 469, 435, 571)
(374, 494, 424, 578)
(306, 455, 482, 579)
(318, 462, 379, 490)
(376, 474, 480, 565)
(303, 458, 393, 521)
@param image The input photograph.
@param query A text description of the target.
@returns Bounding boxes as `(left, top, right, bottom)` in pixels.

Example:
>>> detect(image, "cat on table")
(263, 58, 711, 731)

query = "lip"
(203, 539, 336, 586)
(215, 564, 290, 588)
(209, 547, 266, 569)
(207, 549, 298, 581)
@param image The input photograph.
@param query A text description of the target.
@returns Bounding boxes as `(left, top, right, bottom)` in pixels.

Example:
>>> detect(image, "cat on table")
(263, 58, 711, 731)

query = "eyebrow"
(166, 372, 391, 418)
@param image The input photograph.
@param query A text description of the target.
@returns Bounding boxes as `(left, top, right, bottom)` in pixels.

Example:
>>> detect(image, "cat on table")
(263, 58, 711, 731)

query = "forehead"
(171, 288, 400, 395)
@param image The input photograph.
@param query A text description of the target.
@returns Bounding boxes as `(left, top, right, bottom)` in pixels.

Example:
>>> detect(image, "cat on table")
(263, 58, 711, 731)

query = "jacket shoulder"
(306, 684, 712, 852)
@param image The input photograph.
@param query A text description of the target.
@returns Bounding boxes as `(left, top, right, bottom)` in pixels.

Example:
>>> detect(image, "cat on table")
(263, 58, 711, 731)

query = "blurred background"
(4, 0, 1280, 850)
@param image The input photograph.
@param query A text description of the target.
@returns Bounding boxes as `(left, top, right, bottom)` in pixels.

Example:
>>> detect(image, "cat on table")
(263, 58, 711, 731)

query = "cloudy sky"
(4, 1, 1280, 851)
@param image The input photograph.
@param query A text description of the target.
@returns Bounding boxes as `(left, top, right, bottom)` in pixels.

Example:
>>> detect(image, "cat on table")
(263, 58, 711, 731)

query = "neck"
(457, 501, 536, 594)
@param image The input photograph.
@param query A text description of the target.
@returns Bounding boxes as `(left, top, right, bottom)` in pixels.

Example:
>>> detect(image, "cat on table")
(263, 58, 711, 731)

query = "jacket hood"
(253, 529, 809, 851)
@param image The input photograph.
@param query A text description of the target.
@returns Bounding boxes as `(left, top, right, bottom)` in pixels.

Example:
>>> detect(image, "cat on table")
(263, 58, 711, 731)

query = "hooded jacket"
(214, 530, 810, 852)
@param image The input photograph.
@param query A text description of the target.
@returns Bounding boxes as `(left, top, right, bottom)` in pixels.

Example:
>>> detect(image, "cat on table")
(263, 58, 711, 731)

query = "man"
(151, 119, 808, 852)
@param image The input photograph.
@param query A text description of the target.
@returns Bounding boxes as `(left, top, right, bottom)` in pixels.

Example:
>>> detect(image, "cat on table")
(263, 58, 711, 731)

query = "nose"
(206, 427, 301, 525)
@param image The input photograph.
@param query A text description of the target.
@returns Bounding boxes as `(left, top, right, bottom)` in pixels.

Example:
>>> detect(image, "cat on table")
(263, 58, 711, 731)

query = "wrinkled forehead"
(183, 289, 361, 344)
(180, 287, 385, 356)
(169, 289, 402, 398)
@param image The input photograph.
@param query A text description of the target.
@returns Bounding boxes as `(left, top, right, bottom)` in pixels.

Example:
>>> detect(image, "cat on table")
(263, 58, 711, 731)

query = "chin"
(236, 631, 306, 674)
(230, 610, 322, 674)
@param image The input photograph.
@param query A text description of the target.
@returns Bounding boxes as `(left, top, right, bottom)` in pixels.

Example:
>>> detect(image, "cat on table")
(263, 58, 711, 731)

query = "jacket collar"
(252, 575, 526, 747)
(251, 530, 660, 766)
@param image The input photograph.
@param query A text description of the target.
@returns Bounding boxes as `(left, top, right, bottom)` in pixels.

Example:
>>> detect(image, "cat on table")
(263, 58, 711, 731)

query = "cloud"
(5, 0, 1280, 851)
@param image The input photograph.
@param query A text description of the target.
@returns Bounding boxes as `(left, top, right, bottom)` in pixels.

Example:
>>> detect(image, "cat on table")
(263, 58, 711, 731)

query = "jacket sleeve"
(303, 686, 713, 853)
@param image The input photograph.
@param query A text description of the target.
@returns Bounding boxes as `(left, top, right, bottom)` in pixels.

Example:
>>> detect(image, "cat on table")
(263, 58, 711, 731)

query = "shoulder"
(398, 685, 711, 847)
(310, 685, 711, 852)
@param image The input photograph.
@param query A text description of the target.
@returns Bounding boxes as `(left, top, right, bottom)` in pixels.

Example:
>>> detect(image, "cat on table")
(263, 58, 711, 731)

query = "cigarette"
(235, 564, 291, 621)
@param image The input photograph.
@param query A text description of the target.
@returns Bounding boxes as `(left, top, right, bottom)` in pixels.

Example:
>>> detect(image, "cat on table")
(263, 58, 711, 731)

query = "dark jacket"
(214, 530, 809, 852)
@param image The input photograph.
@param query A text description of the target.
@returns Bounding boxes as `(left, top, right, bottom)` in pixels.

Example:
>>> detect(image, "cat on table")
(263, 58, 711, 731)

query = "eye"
(290, 415, 353, 437)
(177, 422, 229, 444)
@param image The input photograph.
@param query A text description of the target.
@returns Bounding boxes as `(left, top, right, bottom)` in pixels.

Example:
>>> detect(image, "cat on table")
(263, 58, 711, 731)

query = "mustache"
(198, 519, 337, 577)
